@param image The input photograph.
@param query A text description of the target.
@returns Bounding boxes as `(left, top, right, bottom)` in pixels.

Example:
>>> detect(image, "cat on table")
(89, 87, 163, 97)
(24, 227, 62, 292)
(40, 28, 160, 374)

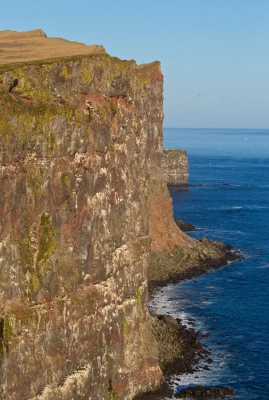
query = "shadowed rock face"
(0, 31, 168, 400)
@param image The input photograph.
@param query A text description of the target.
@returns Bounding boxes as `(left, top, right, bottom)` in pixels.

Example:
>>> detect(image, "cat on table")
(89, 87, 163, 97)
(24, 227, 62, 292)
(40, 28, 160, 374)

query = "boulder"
(175, 219, 195, 232)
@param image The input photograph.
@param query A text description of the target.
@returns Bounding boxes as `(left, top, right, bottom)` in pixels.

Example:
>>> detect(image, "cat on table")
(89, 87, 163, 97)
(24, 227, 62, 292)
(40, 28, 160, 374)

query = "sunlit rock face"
(0, 31, 165, 399)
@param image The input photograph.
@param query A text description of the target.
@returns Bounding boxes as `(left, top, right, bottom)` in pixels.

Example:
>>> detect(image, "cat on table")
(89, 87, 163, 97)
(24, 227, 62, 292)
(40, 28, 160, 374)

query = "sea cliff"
(0, 29, 168, 399)
(0, 30, 236, 400)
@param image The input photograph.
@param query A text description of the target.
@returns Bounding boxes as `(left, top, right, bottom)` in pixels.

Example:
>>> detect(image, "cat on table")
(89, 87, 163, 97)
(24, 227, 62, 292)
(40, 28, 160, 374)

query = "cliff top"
(0, 29, 106, 65)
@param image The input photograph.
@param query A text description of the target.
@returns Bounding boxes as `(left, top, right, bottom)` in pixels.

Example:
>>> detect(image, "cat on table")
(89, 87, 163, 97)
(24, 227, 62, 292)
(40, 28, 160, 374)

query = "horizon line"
(163, 126, 269, 130)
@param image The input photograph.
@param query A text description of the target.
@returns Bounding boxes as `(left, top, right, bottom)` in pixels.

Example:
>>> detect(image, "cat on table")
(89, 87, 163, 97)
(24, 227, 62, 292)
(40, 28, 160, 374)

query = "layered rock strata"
(0, 30, 167, 400)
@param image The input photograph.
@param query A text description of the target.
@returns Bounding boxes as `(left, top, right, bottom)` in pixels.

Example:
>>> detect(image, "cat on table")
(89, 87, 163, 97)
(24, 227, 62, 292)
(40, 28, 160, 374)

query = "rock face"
(163, 149, 189, 185)
(0, 30, 167, 399)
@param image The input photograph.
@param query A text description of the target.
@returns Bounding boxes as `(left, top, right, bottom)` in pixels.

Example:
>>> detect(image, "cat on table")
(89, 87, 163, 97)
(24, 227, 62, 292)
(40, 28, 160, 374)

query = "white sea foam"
(257, 263, 269, 269)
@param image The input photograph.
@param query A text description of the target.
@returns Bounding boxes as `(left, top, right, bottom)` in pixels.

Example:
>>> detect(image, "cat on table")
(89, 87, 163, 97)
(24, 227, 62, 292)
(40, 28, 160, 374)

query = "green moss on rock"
(134, 287, 141, 306)
(37, 212, 57, 262)
(123, 317, 128, 336)
(60, 172, 71, 188)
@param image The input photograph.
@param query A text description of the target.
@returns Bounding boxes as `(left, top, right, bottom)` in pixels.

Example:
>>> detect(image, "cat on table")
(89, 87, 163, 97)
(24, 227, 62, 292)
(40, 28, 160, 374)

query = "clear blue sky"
(1, 0, 268, 128)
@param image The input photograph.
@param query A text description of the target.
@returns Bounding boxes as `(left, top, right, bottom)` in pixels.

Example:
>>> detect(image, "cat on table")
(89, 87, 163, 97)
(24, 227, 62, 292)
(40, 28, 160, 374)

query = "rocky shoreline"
(148, 236, 242, 293)
(136, 232, 243, 399)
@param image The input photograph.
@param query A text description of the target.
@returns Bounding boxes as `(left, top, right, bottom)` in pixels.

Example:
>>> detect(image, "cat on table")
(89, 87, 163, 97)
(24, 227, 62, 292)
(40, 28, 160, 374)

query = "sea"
(149, 128, 269, 400)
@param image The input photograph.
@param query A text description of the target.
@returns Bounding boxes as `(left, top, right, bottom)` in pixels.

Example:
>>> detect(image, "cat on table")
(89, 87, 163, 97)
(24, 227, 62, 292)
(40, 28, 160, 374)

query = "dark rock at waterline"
(175, 385, 236, 398)
(133, 382, 173, 399)
(151, 314, 205, 377)
(175, 219, 196, 231)
(148, 235, 244, 294)
(188, 317, 196, 323)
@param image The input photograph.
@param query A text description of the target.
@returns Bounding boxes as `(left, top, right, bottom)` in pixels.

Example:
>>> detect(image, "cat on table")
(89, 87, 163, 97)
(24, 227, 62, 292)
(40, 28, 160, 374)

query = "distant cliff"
(163, 149, 189, 185)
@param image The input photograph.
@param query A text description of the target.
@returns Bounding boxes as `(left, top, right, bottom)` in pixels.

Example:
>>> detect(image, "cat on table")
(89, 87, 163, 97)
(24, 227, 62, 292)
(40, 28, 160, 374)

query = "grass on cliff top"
(137, 61, 161, 72)
(0, 54, 98, 73)
(0, 52, 138, 74)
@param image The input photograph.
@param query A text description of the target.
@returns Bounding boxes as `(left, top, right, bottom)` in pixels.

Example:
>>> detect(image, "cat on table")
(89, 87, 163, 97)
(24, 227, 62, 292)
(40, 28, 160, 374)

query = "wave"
(225, 205, 269, 213)
(256, 263, 269, 269)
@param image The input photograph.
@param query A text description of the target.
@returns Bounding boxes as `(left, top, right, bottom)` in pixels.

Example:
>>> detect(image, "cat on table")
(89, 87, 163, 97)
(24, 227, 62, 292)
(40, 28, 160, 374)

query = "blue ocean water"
(152, 128, 269, 399)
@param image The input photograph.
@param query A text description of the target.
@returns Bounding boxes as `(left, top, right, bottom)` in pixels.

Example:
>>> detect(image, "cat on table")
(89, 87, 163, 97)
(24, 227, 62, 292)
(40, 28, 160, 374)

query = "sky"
(1, 0, 268, 129)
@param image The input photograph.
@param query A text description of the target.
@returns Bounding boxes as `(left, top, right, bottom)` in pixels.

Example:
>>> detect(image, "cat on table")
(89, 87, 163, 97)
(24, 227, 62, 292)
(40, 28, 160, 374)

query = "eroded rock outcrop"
(0, 30, 166, 400)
